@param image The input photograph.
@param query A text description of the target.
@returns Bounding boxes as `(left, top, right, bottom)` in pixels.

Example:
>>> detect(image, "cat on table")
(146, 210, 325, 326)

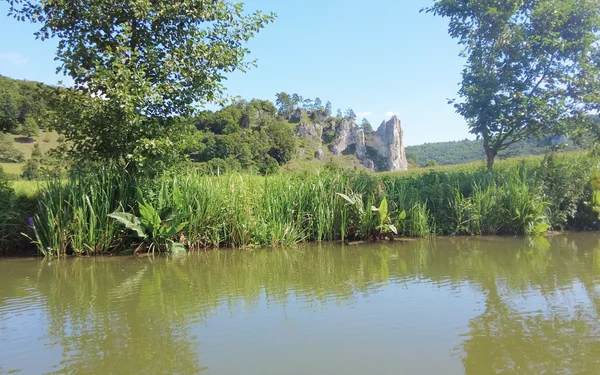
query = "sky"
(0, 0, 471, 146)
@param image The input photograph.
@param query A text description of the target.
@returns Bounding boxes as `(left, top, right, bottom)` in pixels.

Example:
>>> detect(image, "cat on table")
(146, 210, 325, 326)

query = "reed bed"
(3, 153, 599, 256)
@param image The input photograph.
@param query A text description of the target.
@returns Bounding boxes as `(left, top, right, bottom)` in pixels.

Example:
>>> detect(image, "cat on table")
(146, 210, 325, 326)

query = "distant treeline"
(406, 137, 581, 167)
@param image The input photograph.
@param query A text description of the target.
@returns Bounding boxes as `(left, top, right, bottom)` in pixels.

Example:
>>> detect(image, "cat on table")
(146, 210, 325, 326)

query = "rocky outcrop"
(329, 115, 407, 171)
(365, 115, 408, 171)
(330, 118, 373, 168)
(293, 109, 408, 172)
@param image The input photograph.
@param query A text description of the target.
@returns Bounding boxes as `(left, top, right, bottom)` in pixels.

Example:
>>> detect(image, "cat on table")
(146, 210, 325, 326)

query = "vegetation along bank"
(0, 152, 598, 256)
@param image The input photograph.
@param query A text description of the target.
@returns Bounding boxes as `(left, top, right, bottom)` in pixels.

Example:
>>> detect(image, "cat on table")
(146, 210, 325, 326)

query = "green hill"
(406, 136, 580, 167)
(0, 75, 588, 176)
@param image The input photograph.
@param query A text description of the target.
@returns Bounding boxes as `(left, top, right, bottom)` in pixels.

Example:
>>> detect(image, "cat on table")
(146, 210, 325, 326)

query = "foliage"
(7, 0, 275, 167)
(21, 115, 39, 138)
(193, 99, 296, 173)
(406, 136, 580, 167)
(0, 167, 15, 251)
(0, 75, 51, 134)
(424, 0, 600, 168)
(30, 143, 41, 158)
(361, 118, 373, 132)
(21, 158, 41, 180)
(259, 155, 279, 175)
(0, 133, 25, 162)
(109, 189, 187, 254)
(12, 152, 598, 256)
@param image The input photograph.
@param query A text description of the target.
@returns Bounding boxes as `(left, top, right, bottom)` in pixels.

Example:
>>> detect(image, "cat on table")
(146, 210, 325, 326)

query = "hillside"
(0, 75, 587, 176)
(405, 137, 580, 167)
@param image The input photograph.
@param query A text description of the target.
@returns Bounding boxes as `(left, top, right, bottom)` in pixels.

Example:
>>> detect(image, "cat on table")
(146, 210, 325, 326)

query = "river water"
(1, 234, 600, 374)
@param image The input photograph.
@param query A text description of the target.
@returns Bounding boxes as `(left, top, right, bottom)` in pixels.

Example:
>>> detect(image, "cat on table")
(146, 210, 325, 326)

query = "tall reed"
(17, 152, 598, 256)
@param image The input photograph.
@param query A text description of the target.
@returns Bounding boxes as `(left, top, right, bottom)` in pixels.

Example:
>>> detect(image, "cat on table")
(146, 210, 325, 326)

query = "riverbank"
(1, 152, 598, 256)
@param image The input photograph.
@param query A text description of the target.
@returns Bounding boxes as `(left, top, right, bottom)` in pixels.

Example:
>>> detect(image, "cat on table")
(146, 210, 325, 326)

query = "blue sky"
(0, 0, 470, 146)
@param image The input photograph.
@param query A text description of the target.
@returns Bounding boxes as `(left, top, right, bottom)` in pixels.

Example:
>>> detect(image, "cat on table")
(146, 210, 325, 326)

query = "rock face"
(293, 110, 408, 172)
(365, 115, 408, 171)
(330, 118, 373, 168)
(330, 115, 408, 171)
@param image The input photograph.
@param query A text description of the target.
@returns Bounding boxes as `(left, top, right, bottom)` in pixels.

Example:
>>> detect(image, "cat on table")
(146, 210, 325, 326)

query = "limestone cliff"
(330, 118, 373, 169)
(293, 111, 408, 172)
(365, 115, 408, 171)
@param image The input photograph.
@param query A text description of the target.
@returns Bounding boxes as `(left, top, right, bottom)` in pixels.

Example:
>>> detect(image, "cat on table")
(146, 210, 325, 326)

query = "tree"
(275, 92, 293, 118)
(7, 0, 275, 167)
(266, 121, 296, 164)
(361, 118, 373, 132)
(336, 109, 343, 119)
(291, 94, 303, 110)
(0, 133, 24, 162)
(303, 98, 313, 110)
(313, 97, 323, 112)
(345, 108, 356, 120)
(324, 101, 333, 117)
(424, 0, 600, 168)
(21, 115, 39, 139)
(31, 143, 42, 158)
(0, 81, 19, 133)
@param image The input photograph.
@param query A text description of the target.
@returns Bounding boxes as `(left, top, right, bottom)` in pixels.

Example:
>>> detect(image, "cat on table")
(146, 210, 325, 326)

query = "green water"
(1, 234, 600, 374)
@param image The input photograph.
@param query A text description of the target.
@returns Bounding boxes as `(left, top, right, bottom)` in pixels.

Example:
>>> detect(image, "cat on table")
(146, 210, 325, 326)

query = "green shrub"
(0, 133, 25, 162)
(259, 155, 279, 175)
(22, 158, 42, 180)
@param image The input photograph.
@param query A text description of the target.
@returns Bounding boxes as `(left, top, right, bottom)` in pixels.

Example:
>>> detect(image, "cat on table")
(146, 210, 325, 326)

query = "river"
(1, 234, 600, 374)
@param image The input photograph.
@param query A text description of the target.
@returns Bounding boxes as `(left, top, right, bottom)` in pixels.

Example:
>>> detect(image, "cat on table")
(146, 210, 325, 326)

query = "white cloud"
(356, 111, 373, 117)
(384, 111, 398, 118)
(0, 52, 29, 65)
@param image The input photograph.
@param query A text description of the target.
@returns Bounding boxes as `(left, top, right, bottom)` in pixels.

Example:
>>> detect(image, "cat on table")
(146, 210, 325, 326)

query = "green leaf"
(336, 192, 354, 205)
(398, 210, 407, 220)
(108, 212, 146, 238)
(378, 198, 388, 225)
(173, 185, 184, 209)
(388, 224, 398, 235)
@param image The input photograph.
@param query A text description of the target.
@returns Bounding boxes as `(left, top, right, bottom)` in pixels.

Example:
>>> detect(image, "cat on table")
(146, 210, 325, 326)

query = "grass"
(9, 131, 60, 158)
(2, 151, 598, 256)
(0, 131, 60, 178)
(11, 180, 42, 197)
(0, 162, 24, 176)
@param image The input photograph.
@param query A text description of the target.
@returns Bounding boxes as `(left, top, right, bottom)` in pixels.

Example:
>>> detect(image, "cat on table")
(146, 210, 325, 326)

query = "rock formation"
(330, 118, 373, 169)
(329, 115, 407, 171)
(293, 109, 408, 172)
(365, 115, 408, 171)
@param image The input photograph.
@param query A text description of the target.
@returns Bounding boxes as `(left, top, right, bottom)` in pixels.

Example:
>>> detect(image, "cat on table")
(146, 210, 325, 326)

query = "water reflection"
(0, 234, 599, 374)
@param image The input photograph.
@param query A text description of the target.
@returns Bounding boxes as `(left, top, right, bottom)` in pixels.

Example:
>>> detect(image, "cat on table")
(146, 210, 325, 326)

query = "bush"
(22, 159, 42, 180)
(0, 133, 25, 162)
(31, 143, 42, 158)
(259, 155, 279, 175)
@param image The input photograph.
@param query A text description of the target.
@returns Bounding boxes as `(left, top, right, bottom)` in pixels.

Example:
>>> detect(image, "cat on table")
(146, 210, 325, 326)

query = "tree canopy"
(6, 0, 275, 166)
(425, 0, 600, 168)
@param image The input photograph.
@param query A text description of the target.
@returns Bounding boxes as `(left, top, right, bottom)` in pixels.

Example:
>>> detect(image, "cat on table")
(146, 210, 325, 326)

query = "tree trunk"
(483, 135, 496, 169)
(486, 151, 495, 169)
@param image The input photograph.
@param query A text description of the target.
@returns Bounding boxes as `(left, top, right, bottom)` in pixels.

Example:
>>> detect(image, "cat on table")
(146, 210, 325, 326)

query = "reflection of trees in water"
(457, 235, 600, 375)
(1, 233, 600, 374)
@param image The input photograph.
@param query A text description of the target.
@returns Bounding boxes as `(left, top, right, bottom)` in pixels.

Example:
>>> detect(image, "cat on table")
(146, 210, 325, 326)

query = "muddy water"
(1, 234, 600, 374)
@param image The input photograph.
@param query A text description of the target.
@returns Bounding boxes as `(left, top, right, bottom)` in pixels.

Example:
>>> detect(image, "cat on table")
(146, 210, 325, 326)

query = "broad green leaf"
(379, 198, 388, 225)
(108, 212, 146, 238)
(388, 224, 398, 235)
(398, 210, 407, 220)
